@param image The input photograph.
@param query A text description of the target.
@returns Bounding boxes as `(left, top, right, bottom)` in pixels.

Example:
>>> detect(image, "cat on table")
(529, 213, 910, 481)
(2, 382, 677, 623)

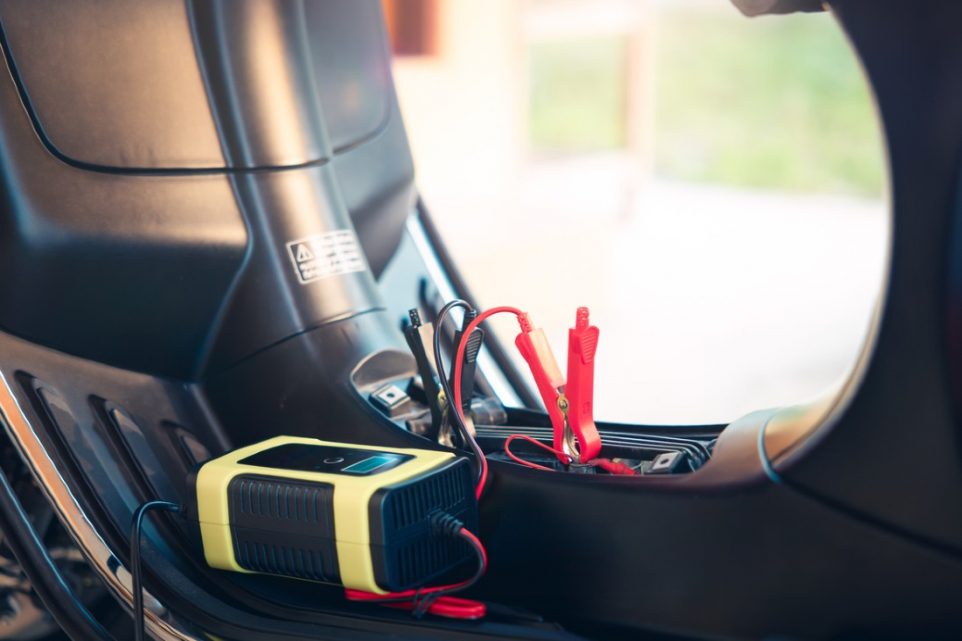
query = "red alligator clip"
(515, 307, 602, 464)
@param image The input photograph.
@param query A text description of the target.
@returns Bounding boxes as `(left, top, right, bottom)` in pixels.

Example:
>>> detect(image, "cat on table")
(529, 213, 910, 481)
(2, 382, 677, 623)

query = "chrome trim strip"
(0, 371, 198, 641)
(405, 213, 524, 407)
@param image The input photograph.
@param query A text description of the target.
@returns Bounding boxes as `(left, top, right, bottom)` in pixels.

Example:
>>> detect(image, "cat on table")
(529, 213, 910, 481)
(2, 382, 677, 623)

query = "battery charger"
(185, 435, 479, 594)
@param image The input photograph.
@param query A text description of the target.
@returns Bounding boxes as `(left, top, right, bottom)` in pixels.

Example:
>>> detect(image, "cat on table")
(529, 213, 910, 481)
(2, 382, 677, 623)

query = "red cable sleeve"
(587, 457, 638, 475)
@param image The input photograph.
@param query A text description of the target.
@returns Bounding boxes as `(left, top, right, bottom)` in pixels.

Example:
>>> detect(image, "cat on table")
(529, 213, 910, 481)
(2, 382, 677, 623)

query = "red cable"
(504, 434, 569, 471)
(452, 306, 526, 498)
(344, 528, 488, 619)
(358, 593, 487, 619)
(504, 435, 637, 475)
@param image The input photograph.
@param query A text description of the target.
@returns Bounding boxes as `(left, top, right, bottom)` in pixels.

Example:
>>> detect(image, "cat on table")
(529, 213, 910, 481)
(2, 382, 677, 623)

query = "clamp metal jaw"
(515, 307, 602, 464)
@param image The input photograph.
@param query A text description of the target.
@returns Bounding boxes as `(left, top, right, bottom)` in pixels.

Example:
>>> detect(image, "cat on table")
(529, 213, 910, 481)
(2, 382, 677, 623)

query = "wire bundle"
(435, 300, 636, 478)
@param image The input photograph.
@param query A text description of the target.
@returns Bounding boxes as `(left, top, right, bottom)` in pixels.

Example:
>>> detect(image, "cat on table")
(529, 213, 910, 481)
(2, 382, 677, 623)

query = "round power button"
(323, 456, 344, 465)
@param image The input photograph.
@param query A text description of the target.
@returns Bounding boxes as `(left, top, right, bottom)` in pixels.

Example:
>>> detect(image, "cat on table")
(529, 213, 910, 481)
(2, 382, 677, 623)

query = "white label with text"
(286, 230, 366, 284)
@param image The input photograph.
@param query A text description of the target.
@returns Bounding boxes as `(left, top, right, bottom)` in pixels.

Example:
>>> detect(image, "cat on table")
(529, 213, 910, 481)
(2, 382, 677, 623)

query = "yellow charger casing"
(187, 435, 478, 594)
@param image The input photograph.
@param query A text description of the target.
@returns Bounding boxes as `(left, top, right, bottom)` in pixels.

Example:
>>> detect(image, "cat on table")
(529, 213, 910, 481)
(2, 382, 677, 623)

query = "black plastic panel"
(98, 401, 180, 504)
(0, 0, 394, 172)
(202, 310, 421, 448)
(187, 1, 329, 169)
(303, 0, 392, 153)
(0, 35, 246, 378)
(0, 0, 412, 378)
(0, 0, 226, 170)
(200, 164, 384, 373)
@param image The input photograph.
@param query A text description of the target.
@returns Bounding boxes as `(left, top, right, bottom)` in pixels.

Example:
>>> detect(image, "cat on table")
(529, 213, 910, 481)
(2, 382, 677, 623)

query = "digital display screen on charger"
(341, 455, 396, 474)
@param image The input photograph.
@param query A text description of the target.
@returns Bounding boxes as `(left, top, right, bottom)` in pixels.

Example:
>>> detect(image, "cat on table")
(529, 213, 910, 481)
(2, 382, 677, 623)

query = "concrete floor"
(427, 160, 888, 425)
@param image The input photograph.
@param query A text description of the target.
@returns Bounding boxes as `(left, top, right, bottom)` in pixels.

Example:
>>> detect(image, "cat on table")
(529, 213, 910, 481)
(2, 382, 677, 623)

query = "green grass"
(653, 7, 884, 196)
(527, 7, 884, 196)
(529, 36, 629, 151)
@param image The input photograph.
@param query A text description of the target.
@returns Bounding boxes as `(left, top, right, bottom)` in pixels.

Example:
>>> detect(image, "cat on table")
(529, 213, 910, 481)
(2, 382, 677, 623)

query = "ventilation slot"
(386, 461, 471, 531)
(392, 536, 468, 587)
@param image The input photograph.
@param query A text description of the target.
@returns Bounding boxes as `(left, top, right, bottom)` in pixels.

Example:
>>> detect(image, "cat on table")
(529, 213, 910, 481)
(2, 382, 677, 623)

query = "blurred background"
(382, 0, 888, 425)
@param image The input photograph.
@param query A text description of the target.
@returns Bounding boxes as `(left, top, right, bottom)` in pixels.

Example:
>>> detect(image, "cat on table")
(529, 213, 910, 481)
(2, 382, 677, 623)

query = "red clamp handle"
(514, 308, 602, 464)
(514, 320, 567, 459)
(565, 307, 602, 462)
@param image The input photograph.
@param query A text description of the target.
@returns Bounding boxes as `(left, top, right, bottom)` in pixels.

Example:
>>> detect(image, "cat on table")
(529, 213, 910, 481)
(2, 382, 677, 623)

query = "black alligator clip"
(404, 308, 445, 440)
(447, 309, 484, 444)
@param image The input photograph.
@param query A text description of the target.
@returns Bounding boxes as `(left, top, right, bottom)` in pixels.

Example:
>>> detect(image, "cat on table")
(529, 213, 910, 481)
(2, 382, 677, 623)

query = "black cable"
(130, 500, 180, 641)
(414, 529, 486, 617)
(416, 200, 541, 409)
(411, 514, 487, 618)
(433, 299, 486, 484)
(405, 309, 446, 438)
(433, 299, 472, 431)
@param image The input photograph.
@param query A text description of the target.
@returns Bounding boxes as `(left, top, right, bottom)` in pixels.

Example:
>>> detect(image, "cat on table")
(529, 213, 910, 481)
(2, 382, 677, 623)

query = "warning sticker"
(285, 230, 366, 284)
